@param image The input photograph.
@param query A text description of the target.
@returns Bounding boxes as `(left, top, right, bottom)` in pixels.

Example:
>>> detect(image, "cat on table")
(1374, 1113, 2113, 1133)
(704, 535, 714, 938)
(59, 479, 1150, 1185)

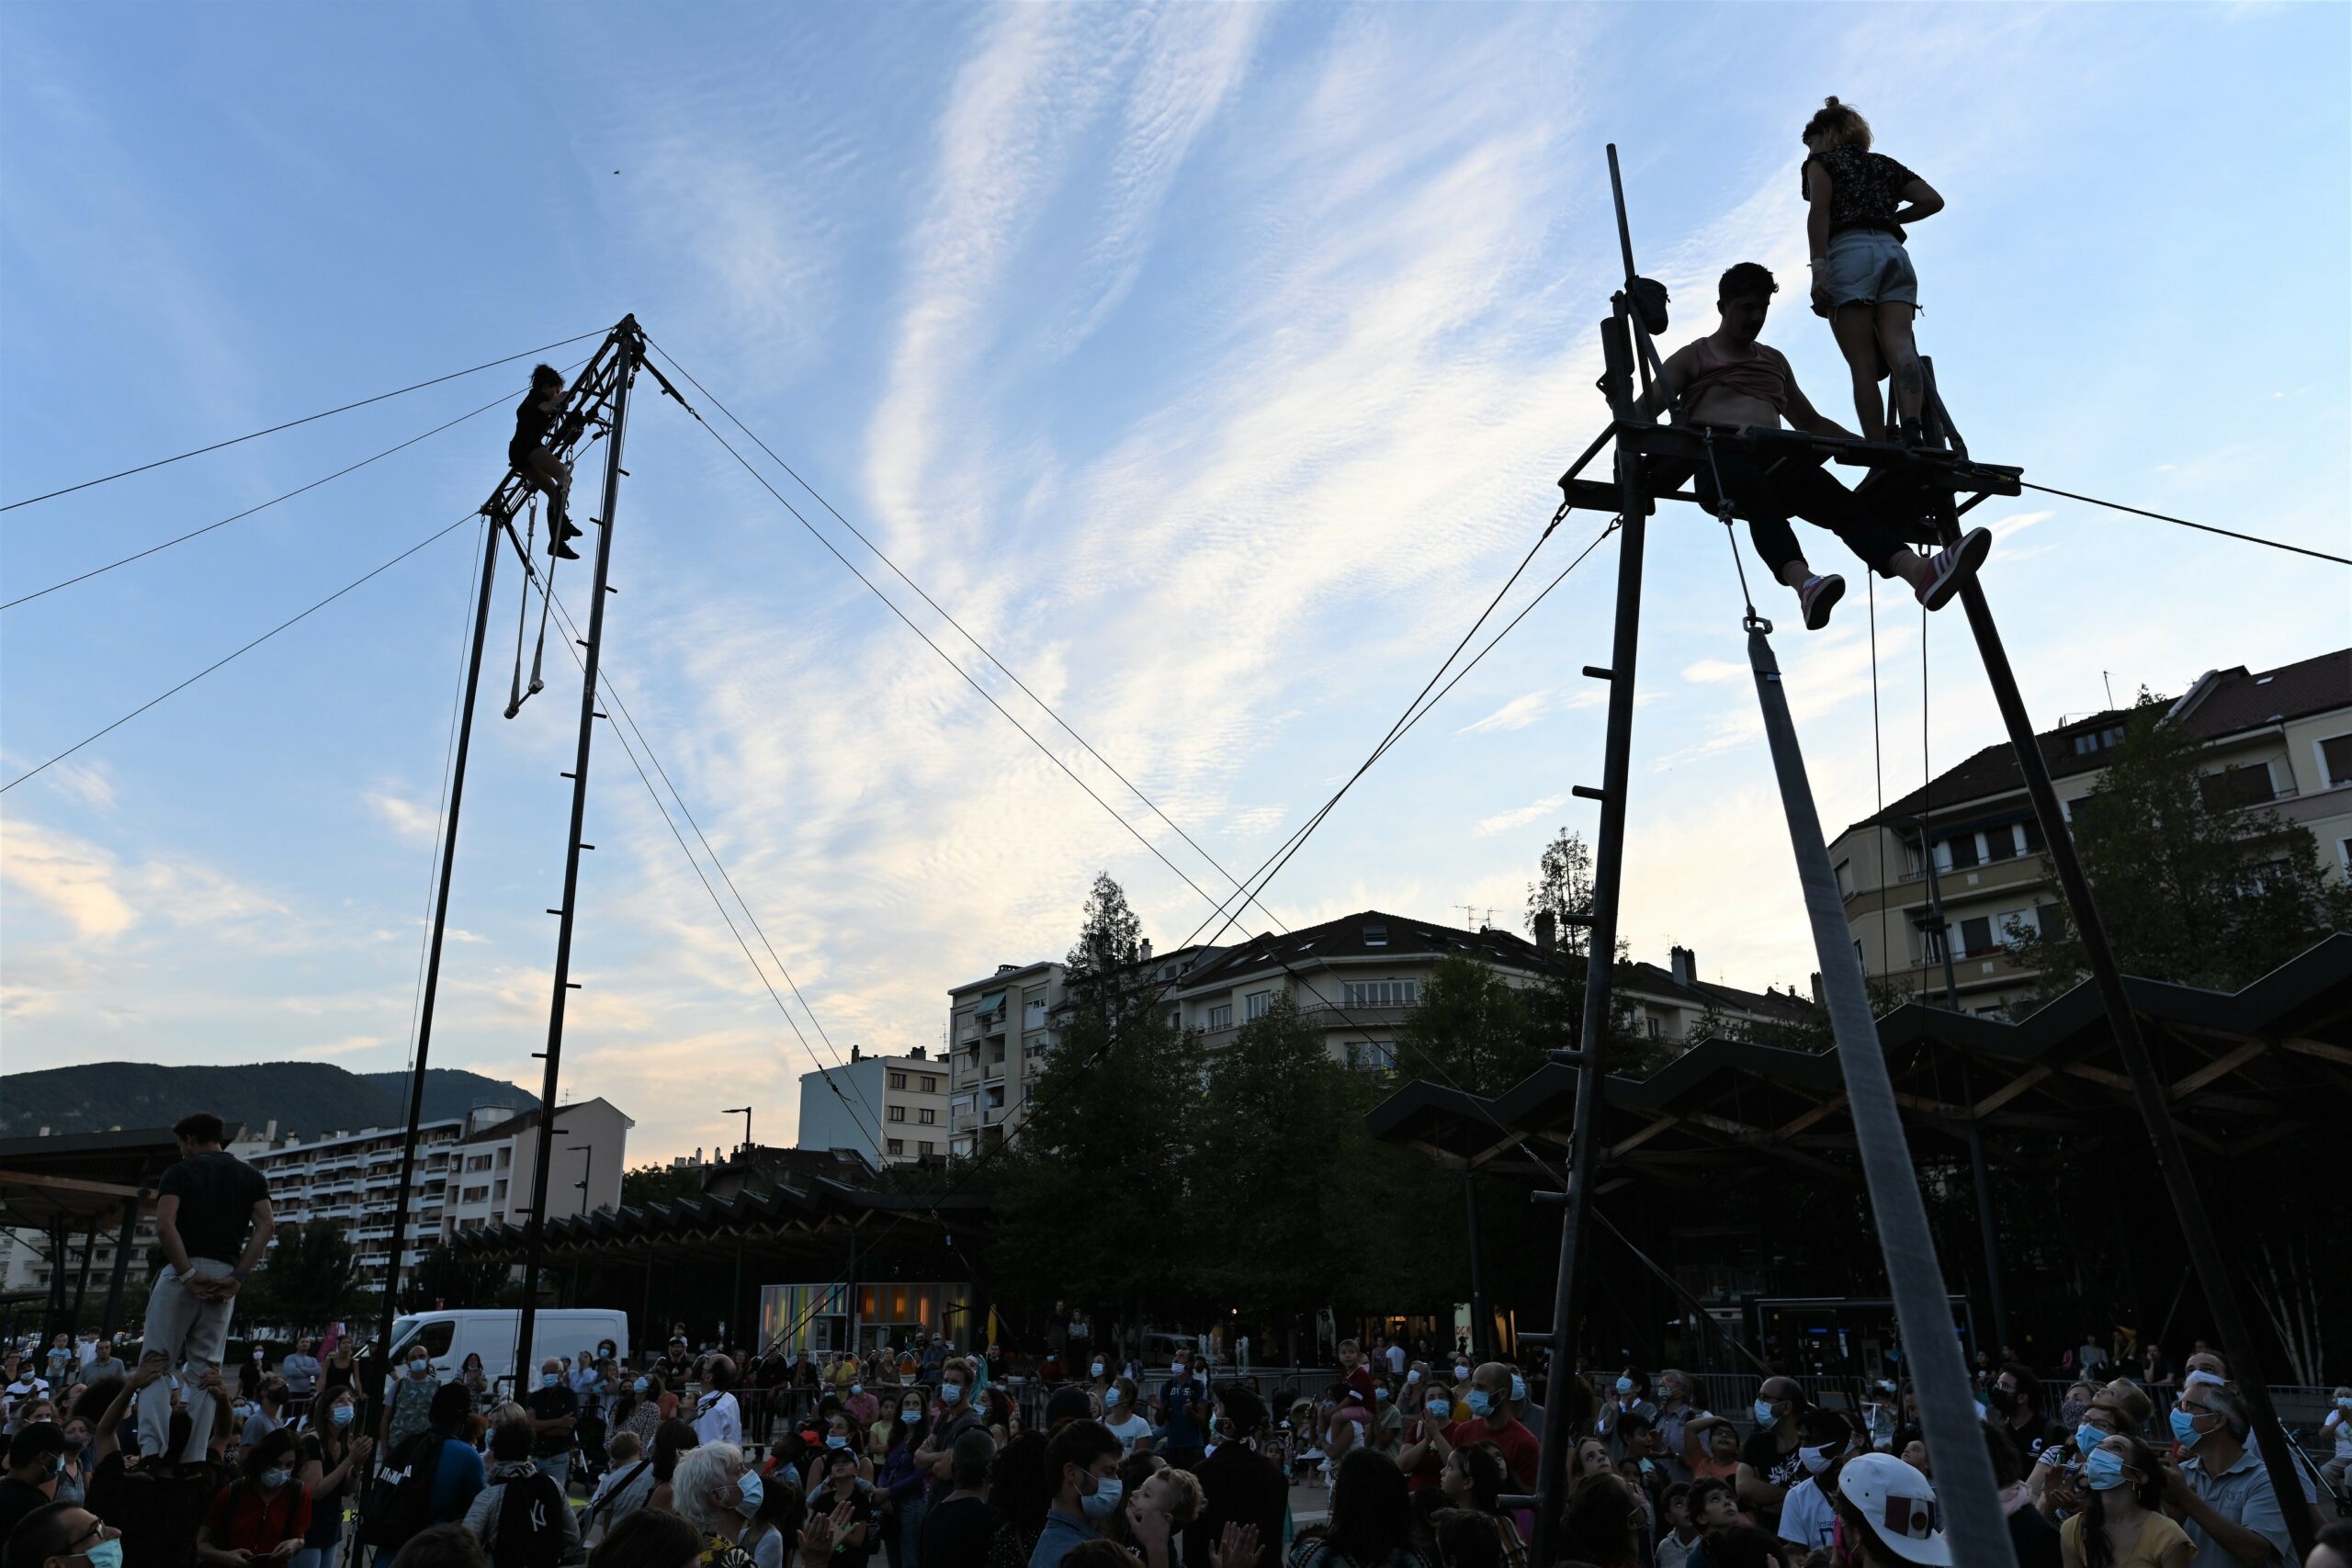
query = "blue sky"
(5, 4, 2346, 1165)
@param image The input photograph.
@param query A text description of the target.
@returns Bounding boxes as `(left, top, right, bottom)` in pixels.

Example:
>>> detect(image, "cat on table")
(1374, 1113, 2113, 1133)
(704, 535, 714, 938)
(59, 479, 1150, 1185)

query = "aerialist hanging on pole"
(1633, 263, 1992, 631)
(510, 363, 585, 559)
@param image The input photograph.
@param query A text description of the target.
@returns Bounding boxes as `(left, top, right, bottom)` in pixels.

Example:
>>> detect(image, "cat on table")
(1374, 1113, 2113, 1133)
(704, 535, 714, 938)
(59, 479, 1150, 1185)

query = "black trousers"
(1670, 442, 1913, 580)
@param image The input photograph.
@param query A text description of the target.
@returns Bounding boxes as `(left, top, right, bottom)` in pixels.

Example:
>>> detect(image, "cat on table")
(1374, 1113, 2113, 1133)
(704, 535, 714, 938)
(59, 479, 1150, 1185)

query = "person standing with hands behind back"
(139, 1112, 273, 1465)
(1800, 97, 1945, 444)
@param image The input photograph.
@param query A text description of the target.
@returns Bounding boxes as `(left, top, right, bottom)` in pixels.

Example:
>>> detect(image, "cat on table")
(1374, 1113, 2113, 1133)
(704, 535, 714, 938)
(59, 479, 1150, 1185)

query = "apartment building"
(795, 1045, 950, 1167)
(944, 960, 1068, 1157)
(1170, 913, 1817, 1067)
(1829, 648, 2352, 1017)
(246, 1097, 631, 1287)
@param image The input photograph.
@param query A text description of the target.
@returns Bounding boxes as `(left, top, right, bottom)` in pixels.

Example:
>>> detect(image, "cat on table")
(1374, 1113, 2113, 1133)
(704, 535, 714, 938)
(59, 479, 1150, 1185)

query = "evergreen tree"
(989, 874, 1201, 1318)
(246, 1218, 367, 1331)
(2005, 694, 2352, 1010)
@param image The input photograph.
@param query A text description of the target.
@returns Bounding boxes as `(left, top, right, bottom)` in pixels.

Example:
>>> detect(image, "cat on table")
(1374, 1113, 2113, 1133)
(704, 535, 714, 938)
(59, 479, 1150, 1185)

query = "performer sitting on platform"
(1635, 262, 1990, 631)
(510, 364, 585, 560)
(1800, 97, 1943, 445)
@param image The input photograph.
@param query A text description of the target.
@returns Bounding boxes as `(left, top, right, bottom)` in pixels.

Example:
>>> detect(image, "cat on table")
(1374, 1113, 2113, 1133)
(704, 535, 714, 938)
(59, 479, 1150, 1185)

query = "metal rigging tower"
(1516, 149, 2313, 1566)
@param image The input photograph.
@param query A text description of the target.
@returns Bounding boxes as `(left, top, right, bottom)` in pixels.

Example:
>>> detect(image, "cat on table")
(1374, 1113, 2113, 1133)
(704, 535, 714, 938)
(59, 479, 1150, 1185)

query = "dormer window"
(1363, 922, 1388, 948)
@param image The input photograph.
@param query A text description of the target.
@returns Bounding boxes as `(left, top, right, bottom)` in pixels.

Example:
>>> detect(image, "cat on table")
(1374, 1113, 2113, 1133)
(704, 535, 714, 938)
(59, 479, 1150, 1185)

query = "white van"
(388, 1309, 629, 1396)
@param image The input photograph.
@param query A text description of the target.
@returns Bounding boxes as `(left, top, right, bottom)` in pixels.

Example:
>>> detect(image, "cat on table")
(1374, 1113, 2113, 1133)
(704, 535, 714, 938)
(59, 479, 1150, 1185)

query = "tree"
(620, 1162, 704, 1209)
(2005, 694, 2352, 1011)
(1526, 826, 1595, 958)
(399, 1242, 503, 1314)
(246, 1219, 367, 1332)
(1395, 954, 1552, 1096)
(989, 874, 1203, 1324)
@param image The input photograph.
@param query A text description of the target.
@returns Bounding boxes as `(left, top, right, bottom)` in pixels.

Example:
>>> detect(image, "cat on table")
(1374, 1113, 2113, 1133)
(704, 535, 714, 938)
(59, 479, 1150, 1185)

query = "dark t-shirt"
(157, 1150, 269, 1266)
(0, 1476, 51, 1540)
(1802, 147, 1922, 242)
(512, 392, 555, 459)
(526, 1385, 580, 1459)
(1741, 1429, 1804, 1496)
(87, 1450, 227, 1568)
(299, 1430, 355, 1546)
(919, 1495, 996, 1567)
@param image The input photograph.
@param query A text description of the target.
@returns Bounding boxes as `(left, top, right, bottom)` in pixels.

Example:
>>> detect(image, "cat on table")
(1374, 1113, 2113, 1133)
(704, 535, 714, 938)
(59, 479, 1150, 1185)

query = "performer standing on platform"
(1800, 96, 1946, 444)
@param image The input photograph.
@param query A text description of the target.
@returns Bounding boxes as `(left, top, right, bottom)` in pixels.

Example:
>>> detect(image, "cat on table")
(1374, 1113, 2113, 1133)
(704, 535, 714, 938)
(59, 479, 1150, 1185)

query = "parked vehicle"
(388, 1309, 628, 1395)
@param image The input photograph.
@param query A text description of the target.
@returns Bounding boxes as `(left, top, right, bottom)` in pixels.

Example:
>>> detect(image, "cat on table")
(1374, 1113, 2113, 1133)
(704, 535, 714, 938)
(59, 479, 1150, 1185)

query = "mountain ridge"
(0, 1061, 537, 1141)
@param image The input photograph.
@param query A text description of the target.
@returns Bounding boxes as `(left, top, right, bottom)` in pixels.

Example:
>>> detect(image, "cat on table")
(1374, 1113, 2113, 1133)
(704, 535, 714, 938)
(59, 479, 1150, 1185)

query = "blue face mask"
(261, 1468, 292, 1491)
(1104, 1388, 1123, 1406)
(2084, 1450, 2129, 1491)
(850, 1382, 862, 1395)
(82, 1541, 124, 1568)
(940, 1383, 963, 1405)
(734, 1468, 764, 1518)
(2169, 1408, 2206, 1449)
(900, 1408, 922, 1425)
(330, 1404, 356, 1427)
(825, 1435, 848, 1450)
(2075, 1422, 2107, 1458)
(542, 1374, 561, 1389)
(1080, 1472, 1125, 1521)
(1375, 1387, 1389, 1402)
(634, 1378, 650, 1393)
(1510, 1374, 1526, 1402)
(1464, 1391, 1492, 1418)
(1426, 1399, 1451, 1420)
(1615, 1377, 1634, 1394)
(1754, 1398, 1780, 1426)
(1091, 1362, 1105, 1378)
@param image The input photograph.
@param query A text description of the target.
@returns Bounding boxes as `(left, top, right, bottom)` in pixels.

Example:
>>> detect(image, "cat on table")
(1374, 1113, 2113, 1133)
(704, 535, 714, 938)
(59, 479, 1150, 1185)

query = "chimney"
(1809, 972, 1826, 1006)
(1141, 938, 1153, 963)
(1534, 910, 1558, 954)
(1669, 945, 1696, 987)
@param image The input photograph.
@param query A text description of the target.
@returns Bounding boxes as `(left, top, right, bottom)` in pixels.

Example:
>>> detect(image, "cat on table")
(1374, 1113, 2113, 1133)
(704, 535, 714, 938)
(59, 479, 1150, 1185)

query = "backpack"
(493, 1471, 567, 1568)
(358, 1432, 446, 1551)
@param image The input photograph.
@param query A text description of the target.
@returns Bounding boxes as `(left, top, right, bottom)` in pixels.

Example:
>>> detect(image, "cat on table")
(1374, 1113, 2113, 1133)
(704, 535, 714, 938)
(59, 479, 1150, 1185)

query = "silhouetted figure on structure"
(1635, 263, 1990, 631)
(1800, 97, 1945, 444)
(511, 364, 583, 559)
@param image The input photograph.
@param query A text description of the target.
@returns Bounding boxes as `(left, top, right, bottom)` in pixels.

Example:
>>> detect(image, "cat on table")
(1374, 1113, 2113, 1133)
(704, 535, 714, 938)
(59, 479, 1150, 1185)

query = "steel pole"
(1941, 532, 2314, 1560)
(370, 512, 501, 1361)
(100, 1198, 139, 1337)
(516, 321, 640, 1371)
(1462, 1168, 1489, 1361)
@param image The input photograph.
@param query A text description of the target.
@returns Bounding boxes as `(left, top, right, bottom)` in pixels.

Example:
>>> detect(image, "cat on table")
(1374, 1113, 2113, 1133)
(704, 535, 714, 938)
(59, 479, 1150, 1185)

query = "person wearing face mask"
(458, 1408, 581, 1567)
(736, 1463, 803, 1568)
(384, 1344, 444, 1456)
(290, 1388, 372, 1568)
(6, 1501, 125, 1568)
(1102, 1379, 1153, 1457)
(1987, 1360, 2064, 1470)
(1734, 1377, 1806, 1527)
(612, 1372, 666, 1450)
(1596, 1367, 1657, 1462)
(805, 1447, 876, 1560)
(523, 1359, 580, 1496)
(2158, 1382, 2312, 1568)
(242, 1380, 290, 1450)
(1438, 1363, 1539, 1508)
(1083, 1356, 1114, 1409)
(915, 1359, 982, 1491)
(1153, 1360, 1208, 1472)
(1399, 1382, 1454, 1497)
(841, 1373, 879, 1432)
(1773, 1410, 1859, 1556)
(2059, 1434, 2189, 1568)
(876, 1389, 931, 1568)
(198, 1427, 312, 1566)
(1032, 1420, 1152, 1568)
(0, 1424, 69, 1540)
(1648, 1371, 1712, 1487)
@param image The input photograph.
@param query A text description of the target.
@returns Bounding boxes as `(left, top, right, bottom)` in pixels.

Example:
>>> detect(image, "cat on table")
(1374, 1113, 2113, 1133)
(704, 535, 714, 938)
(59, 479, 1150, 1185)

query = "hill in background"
(0, 1061, 536, 1142)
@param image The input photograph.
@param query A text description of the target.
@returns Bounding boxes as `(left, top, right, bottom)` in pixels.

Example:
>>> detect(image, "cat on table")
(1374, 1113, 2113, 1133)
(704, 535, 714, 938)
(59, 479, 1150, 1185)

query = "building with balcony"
(242, 1097, 631, 1290)
(794, 1045, 949, 1167)
(1828, 647, 2352, 1017)
(944, 961, 1068, 1157)
(1169, 913, 1817, 1068)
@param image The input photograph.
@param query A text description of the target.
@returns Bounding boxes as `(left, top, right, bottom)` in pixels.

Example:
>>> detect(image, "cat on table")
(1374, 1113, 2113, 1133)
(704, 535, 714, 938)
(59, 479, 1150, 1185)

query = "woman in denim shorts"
(1801, 97, 1946, 443)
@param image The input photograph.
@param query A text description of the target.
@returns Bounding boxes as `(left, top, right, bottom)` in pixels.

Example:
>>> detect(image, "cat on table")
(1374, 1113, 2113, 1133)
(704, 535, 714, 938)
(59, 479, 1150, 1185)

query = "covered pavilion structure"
(0, 1127, 182, 1342)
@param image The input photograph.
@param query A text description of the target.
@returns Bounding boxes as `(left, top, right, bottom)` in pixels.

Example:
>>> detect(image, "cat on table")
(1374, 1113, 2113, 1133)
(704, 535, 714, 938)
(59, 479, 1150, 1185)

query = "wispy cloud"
(1476, 795, 1568, 838)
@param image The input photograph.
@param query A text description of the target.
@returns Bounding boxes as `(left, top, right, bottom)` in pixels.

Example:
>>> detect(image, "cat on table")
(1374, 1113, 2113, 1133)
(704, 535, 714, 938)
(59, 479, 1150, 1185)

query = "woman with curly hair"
(2060, 1434, 2190, 1568)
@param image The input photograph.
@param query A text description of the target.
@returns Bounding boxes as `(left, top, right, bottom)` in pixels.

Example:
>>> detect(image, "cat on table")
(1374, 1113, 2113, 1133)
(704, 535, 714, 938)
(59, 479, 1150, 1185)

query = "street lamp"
(722, 1107, 752, 1157)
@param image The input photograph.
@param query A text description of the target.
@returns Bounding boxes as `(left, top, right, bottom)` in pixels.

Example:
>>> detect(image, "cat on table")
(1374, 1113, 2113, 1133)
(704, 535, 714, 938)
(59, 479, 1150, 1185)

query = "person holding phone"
(198, 1427, 312, 1565)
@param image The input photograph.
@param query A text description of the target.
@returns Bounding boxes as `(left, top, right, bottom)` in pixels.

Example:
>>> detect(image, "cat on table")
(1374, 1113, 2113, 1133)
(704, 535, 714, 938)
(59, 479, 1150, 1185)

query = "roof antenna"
(2102, 670, 2116, 709)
